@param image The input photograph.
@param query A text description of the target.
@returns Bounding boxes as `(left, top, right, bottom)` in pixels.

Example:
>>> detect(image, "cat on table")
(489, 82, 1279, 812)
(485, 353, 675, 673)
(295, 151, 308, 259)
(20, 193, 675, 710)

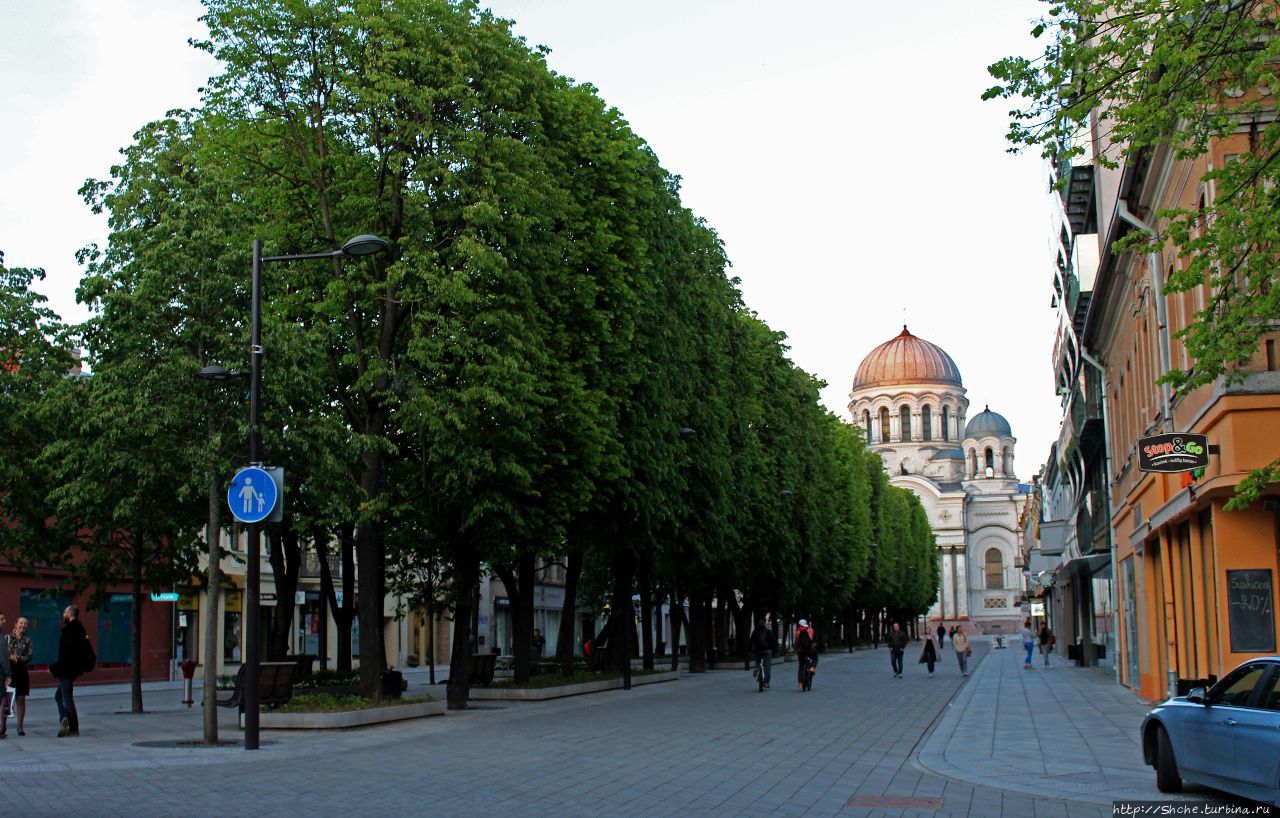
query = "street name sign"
(150, 592, 180, 602)
(227, 466, 278, 524)
(1137, 433, 1209, 473)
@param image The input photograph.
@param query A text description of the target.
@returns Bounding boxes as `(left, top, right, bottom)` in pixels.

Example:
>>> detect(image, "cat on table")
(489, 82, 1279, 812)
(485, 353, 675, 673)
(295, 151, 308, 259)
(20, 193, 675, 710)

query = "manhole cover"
(132, 740, 276, 749)
(847, 795, 944, 810)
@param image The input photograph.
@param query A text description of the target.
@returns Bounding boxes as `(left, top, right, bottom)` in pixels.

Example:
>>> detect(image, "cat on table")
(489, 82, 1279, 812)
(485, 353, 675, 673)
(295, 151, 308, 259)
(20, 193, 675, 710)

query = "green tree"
(986, 0, 1280, 503)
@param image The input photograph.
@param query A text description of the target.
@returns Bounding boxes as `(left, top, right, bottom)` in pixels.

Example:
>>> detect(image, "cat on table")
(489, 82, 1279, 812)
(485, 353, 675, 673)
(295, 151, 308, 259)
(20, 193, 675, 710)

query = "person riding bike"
(749, 618, 776, 691)
(794, 619, 817, 691)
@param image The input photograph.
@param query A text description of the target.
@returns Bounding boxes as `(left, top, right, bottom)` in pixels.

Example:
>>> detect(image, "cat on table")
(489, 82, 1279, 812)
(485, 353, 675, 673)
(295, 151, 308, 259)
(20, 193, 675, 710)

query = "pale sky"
(0, 0, 1060, 479)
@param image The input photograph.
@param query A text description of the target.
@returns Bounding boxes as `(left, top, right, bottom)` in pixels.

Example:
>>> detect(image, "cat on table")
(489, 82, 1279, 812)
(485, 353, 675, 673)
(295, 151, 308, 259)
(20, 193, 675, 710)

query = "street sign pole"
(244, 238, 263, 751)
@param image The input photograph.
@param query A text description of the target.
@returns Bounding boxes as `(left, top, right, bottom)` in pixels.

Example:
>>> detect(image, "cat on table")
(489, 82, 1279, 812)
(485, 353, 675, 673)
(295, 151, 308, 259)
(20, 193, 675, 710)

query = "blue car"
(1141, 657, 1280, 806)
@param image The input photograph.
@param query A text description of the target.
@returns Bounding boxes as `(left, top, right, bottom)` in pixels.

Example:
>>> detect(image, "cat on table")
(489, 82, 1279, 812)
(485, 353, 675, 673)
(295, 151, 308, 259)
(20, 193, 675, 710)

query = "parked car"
(1141, 657, 1280, 806)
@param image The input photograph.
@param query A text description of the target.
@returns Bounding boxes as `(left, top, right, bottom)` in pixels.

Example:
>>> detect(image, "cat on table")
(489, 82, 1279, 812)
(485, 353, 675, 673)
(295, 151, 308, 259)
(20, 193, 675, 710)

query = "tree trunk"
(446, 541, 479, 710)
(131, 524, 145, 714)
(687, 588, 706, 673)
(557, 549, 582, 677)
(613, 549, 632, 689)
(266, 528, 302, 661)
(316, 525, 355, 671)
(203, 455, 221, 744)
(494, 555, 534, 685)
(668, 588, 683, 672)
(638, 565, 653, 671)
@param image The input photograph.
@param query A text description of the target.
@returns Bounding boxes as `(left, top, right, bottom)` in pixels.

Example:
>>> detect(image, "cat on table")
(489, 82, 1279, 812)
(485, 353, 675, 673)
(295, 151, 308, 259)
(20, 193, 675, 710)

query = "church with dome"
(849, 326, 1028, 633)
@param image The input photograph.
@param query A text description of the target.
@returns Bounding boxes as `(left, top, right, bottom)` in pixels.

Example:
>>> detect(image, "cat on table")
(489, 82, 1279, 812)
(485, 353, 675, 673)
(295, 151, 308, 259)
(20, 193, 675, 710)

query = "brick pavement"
(0, 641, 1223, 817)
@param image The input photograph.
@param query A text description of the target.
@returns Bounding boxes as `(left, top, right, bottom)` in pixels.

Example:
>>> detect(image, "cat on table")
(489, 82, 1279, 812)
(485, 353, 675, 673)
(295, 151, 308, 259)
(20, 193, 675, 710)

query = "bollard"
(180, 659, 197, 707)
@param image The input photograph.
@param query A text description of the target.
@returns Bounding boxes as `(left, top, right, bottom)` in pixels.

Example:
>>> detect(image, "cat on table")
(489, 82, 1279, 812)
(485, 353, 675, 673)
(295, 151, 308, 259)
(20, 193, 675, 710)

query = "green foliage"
(988, 0, 1280, 502)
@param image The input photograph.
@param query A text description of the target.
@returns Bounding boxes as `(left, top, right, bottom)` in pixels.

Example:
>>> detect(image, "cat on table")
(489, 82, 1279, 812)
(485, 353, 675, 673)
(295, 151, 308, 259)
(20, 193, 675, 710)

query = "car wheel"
(1154, 724, 1182, 794)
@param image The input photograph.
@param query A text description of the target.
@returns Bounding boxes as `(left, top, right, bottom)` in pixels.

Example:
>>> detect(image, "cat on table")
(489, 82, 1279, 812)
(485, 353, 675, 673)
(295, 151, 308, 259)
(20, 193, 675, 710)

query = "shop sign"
(178, 591, 200, 611)
(1137, 433, 1209, 473)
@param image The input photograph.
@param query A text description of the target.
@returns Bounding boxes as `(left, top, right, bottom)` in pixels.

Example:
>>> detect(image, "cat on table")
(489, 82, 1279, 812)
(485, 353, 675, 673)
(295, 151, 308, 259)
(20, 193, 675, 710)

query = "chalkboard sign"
(1227, 569, 1276, 653)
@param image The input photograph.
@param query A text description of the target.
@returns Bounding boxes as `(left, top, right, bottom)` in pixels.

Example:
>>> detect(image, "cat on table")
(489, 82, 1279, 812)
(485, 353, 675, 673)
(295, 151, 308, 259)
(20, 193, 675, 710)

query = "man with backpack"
(749, 618, 776, 690)
(794, 619, 816, 691)
(50, 604, 90, 737)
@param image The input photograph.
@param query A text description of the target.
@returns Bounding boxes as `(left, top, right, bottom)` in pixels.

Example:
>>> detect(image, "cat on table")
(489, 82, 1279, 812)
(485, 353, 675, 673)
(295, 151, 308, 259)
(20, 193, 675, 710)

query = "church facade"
(849, 327, 1028, 633)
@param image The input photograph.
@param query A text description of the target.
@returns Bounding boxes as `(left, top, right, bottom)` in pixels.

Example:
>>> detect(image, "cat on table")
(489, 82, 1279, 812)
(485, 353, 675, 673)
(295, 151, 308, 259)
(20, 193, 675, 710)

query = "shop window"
(97, 594, 132, 666)
(19, 588, 73, 666)
(985, 549, 1004, 589)
(224, 590, 243, 663)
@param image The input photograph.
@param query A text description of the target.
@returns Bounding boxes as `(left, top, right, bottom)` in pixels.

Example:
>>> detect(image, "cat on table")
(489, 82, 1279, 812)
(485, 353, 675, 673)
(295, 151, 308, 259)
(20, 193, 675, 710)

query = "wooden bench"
(216, 662, 297, 711)
(467, 653, 497, 687)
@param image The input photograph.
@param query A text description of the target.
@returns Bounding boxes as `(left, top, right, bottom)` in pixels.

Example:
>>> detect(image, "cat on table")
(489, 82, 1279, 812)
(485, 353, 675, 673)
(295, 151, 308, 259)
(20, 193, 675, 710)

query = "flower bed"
(260, 694, 444, 730)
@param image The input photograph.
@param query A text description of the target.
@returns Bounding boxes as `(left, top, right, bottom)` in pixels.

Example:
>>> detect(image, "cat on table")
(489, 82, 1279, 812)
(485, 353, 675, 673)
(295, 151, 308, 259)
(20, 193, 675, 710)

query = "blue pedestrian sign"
(228, 466, 278, 524)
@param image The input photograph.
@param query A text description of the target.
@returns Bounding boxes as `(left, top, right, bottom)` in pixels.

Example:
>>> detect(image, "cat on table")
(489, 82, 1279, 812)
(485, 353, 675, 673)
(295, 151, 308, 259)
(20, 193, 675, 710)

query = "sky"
(0, 0, 1060, 479)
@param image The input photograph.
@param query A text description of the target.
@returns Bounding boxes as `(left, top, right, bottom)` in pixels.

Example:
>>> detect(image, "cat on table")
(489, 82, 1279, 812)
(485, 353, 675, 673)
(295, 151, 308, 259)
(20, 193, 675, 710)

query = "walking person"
(952, 627, 970, 677)
(1038, 623, 1054, 668)
(7, 617, 31, 736)
(919, 632, 938, 677)
(51, 604, 87, 737)
(749, 618, 775, 690)
(1021, 619, 1035, 669)
(531, 628, 546, 658)
(794, 619, 816, 691)
(936, 622, 946, 649)
(0, 611, 10, 738)
(887, 621, 908, 678)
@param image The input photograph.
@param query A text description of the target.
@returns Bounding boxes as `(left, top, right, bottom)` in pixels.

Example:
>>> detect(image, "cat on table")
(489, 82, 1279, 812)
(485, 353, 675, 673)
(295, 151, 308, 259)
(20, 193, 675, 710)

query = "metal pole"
(244, 239, 263, 750)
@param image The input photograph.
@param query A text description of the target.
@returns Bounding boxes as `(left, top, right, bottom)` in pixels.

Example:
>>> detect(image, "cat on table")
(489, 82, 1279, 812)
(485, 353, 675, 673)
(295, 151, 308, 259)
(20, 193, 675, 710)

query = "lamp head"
(196, 364, 244, 382)
(341, 234, 389, 257)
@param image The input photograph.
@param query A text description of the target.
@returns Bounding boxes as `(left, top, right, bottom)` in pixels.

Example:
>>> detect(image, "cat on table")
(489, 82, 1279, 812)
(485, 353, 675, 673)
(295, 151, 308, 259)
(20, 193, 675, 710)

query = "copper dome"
(851, 326, 962, 390)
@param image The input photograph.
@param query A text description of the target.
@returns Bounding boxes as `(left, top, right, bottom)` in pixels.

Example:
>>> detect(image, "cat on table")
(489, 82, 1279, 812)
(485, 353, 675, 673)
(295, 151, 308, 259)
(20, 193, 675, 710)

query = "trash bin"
(381, 669, 405, 699)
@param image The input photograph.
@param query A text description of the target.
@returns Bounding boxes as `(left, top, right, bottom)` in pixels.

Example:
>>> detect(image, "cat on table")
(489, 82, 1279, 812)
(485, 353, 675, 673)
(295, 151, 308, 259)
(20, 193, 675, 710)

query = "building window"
(900, 405, 912, 442)
(880, 408, 890, 443)
(942, 406, 950, 441)
(224, 590, 243, 663)
(863, 410, 872, 441)
(985, 548, 1004, 589)
(922, 406, 933, 441)
(985, 448, 995, 474)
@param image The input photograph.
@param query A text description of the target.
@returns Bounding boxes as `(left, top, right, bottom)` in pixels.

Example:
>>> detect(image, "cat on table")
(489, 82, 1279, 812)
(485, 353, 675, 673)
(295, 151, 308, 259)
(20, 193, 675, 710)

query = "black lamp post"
(204, 234, 387, 751)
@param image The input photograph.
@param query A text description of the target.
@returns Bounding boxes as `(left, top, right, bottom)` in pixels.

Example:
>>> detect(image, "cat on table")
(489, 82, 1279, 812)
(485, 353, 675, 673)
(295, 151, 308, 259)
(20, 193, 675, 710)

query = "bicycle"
(799, 654, 816, 692)
(753, 653, 769, 692)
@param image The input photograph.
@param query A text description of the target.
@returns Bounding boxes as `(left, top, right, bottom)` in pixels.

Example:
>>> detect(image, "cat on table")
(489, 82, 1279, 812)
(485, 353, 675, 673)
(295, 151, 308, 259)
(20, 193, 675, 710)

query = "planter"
(469, 670, 679, 701)
(260, 699, 445, 730)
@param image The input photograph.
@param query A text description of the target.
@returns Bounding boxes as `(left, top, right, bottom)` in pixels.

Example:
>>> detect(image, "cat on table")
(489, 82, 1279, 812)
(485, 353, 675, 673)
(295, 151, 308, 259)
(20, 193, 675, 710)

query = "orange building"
(1084, 132, 1280, 702)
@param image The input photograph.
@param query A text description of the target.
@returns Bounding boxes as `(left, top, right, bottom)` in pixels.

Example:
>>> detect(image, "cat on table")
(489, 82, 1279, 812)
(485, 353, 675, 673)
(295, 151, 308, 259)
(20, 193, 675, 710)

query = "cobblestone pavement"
(0, 641, 1237, 817)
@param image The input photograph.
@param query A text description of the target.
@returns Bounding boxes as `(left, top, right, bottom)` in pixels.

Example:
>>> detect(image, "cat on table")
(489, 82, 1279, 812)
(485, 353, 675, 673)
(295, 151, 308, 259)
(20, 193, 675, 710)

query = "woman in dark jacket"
(919, 634, 938, 677)
(50, 605, 85, 737)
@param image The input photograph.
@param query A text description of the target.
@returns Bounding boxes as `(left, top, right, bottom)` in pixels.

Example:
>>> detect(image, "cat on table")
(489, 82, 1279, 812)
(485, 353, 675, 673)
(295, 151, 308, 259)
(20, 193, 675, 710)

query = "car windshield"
(1211, 665, 1268, 707)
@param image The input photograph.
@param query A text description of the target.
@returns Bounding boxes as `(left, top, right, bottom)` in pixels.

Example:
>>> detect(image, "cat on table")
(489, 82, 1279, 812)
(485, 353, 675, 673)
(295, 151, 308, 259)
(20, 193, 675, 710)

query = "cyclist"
(749, 618, 776, 691)
(794, 619, 817, 691)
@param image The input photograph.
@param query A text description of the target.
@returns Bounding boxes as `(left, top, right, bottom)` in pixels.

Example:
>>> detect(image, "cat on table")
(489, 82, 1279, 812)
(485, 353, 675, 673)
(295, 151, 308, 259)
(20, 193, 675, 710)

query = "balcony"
(1057, 162, 1097, 235)
(1068, 376, 1104, 451)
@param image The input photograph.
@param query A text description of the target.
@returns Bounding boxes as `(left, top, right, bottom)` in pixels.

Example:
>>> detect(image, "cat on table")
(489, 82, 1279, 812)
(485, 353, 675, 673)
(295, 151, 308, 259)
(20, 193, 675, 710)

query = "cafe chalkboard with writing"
(1227, 569, 1276, 653)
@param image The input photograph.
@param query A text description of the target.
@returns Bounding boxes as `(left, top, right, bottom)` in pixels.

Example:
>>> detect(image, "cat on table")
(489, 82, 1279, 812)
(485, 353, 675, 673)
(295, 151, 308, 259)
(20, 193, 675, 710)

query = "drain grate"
(847, 795, 944, 810)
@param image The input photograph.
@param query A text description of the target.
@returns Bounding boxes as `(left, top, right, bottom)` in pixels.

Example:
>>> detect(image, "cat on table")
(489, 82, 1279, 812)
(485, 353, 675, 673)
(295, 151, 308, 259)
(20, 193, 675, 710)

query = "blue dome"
(964, 406, 1012, 439)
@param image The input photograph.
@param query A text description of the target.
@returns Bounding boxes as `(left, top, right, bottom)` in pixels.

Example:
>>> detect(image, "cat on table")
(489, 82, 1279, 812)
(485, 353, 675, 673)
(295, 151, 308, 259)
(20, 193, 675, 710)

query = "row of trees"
(0, 0, 939, 720)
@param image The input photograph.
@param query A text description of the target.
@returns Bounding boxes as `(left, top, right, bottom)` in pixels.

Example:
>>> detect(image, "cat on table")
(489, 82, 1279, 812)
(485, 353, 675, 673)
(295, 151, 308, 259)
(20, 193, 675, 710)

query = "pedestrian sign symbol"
(227, 466, 278, 524)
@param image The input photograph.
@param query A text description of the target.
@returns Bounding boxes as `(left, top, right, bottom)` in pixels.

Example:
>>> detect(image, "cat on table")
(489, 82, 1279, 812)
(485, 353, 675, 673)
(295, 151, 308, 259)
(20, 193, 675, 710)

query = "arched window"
(984, 448, 995, 475)
(900, 405, 912, 442)
(880, 408, 891, 443)
(985, 548, 1004, 589)
(863, 410, 872, 441)
(942, 406, 950, 441)
(1003, 446, 1013, 476)
(922, 406, 932, 441)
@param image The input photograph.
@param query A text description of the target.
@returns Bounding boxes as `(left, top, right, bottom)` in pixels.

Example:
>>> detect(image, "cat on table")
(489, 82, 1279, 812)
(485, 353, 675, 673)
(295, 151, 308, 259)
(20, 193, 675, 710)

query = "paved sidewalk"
(0, 642, 1238, 816)
(915, 640, 1217, 807)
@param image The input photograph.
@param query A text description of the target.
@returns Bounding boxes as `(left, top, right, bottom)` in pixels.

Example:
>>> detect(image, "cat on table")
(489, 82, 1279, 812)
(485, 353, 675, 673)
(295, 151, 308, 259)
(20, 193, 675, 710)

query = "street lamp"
(227, 234, 388, 751)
